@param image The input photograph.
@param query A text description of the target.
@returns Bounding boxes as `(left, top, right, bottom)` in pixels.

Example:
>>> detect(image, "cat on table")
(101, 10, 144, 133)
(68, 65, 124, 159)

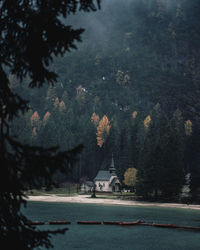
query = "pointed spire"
(109, 154, 116, 175)
(111, 153, 114, 168)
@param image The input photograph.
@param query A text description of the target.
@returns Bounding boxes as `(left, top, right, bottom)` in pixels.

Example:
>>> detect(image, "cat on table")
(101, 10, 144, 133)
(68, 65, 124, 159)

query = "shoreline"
(27, 195, 200, 210)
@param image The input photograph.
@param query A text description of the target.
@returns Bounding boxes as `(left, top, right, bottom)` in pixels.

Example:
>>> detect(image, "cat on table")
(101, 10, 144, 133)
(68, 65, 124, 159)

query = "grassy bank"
(25, 186, 138, 200)
(26, 183, 79, 196)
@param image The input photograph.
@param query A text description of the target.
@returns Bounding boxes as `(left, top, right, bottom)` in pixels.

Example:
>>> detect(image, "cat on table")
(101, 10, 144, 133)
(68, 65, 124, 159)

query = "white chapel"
(94, 156, 121, 192)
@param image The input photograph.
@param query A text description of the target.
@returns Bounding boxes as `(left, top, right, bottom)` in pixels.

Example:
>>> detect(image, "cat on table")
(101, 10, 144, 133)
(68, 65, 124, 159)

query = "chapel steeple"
(109, 154, 116, 175)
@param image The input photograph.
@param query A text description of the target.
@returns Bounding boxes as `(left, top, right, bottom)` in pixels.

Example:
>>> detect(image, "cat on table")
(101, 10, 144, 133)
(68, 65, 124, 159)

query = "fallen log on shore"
(103, 221, 121, 225)
(118, 220, 143, 226)
(174, 225, 200, 231)
(139, 222, 153, 226)
(25, 221, 45, 226)
(153, 223, 177, 228)
(49, 221, 71, 225)
(77, 221, 101, 225)
(24, 219, 200, 231)
(142, 222, 200, 231)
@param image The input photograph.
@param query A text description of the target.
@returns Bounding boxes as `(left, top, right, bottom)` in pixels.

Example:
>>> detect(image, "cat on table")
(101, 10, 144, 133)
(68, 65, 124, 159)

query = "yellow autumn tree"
(116, 69, 130, 85)
(91, 112, 100, 126)
(59, 100, 66, 112)
(76, 85, 86, 104)
(184, 120, 192, 136)
(124, 74, 130, 84)
(144, 115, 151, 130)
(96, 115, 111, 147)
(123, 168, 137, 187)
(54, 97, 59, 108)
(116, 70, 124, 85)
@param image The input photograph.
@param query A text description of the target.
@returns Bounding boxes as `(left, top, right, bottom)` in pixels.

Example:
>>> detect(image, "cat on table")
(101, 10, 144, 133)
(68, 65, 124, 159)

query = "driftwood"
(77, 221, 101, 225)
(140, 222, 200, 231)
(49, 221, 71, 225)
(25, 221, 45, 226)
(24, 219, 200, 231)
(103, 221, 121, 225)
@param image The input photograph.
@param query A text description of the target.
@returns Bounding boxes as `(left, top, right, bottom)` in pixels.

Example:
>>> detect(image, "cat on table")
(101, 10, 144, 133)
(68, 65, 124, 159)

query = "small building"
(94, 156, 121, 192)
(80, 181, 93, 193)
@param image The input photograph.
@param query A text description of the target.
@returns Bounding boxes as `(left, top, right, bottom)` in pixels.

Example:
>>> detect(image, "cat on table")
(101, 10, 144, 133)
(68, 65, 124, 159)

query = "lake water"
(24, 202, 200, 250)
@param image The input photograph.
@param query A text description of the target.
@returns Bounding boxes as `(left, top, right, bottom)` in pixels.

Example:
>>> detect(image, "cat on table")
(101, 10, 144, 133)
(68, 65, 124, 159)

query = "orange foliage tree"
(43, 111, 51, 125)
(96, 115, 111, 147)
(132, 111, 138, 119)
(30, 111, 40, 127)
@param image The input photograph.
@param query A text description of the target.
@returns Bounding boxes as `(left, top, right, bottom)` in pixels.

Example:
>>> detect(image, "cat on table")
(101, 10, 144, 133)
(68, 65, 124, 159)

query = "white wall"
(95, 181, 112, 192)
(81, 184, 92, 192)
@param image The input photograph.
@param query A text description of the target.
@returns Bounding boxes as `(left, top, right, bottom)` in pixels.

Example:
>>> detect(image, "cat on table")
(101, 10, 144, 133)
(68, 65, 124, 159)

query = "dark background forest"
(10, 0, 200, 201)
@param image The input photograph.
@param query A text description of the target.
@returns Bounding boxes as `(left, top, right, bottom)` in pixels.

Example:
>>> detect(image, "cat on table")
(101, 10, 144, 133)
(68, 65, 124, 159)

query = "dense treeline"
(11, 0, 200, 201)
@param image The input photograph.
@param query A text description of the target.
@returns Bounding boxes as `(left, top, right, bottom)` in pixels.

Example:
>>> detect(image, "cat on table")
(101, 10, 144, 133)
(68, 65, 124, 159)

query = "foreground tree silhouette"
(0, 1, 100, 249)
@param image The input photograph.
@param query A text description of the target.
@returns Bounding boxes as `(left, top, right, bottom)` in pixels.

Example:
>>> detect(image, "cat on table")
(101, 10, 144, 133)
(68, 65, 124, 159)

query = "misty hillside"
(10, 0, 200, 200)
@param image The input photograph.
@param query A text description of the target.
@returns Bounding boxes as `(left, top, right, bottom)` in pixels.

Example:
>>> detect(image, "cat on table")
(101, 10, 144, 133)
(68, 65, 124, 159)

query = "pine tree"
(81, 120, 100, 179)
(129, 111, 140, 170)
(159, 109, 185, 199)
(136, 104, 168, 199)
(136, 106, 185, 200)
(0, 1, 100, 249)
(45, 85, 57, 111)
(11, 109, 33, 145)
(189, 117, 200, 201)
(117, 126, 131, 183)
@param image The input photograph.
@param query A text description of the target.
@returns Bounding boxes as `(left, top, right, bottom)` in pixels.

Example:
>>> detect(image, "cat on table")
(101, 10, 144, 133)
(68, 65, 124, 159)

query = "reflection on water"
(23, 202, 200, 250)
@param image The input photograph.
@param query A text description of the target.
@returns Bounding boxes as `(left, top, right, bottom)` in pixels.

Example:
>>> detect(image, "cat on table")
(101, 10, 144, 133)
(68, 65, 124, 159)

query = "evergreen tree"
(136, 106, 185, 200)
(189, 117, 200, 201)
(159, 109, 185, 199)
(0, 1, 100, 249)
(117, 125, 131, 183)
(81, 120, 100, 179)
(136, 104, 168, 199)
(129, 111, 140, 169)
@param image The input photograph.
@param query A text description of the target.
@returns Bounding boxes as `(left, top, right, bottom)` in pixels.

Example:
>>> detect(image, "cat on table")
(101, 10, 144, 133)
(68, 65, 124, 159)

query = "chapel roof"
(94, 155, 118, 181)
(94, 170, 111, 181)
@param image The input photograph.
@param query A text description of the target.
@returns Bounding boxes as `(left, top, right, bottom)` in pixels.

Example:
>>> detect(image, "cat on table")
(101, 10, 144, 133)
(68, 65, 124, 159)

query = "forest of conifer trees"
(10, 0, 200, 201)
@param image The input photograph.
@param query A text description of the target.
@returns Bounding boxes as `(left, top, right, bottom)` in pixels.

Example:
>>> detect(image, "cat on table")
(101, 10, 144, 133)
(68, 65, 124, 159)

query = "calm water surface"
(24, 202, 200, 250)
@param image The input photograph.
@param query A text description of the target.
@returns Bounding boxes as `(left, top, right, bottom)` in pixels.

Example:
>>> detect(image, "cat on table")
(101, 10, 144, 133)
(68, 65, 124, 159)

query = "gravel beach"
(27, 195, 200, 210)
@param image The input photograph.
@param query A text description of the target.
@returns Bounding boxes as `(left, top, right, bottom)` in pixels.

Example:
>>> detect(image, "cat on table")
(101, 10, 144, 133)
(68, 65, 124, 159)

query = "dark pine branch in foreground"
(0, 1, 100, 249)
